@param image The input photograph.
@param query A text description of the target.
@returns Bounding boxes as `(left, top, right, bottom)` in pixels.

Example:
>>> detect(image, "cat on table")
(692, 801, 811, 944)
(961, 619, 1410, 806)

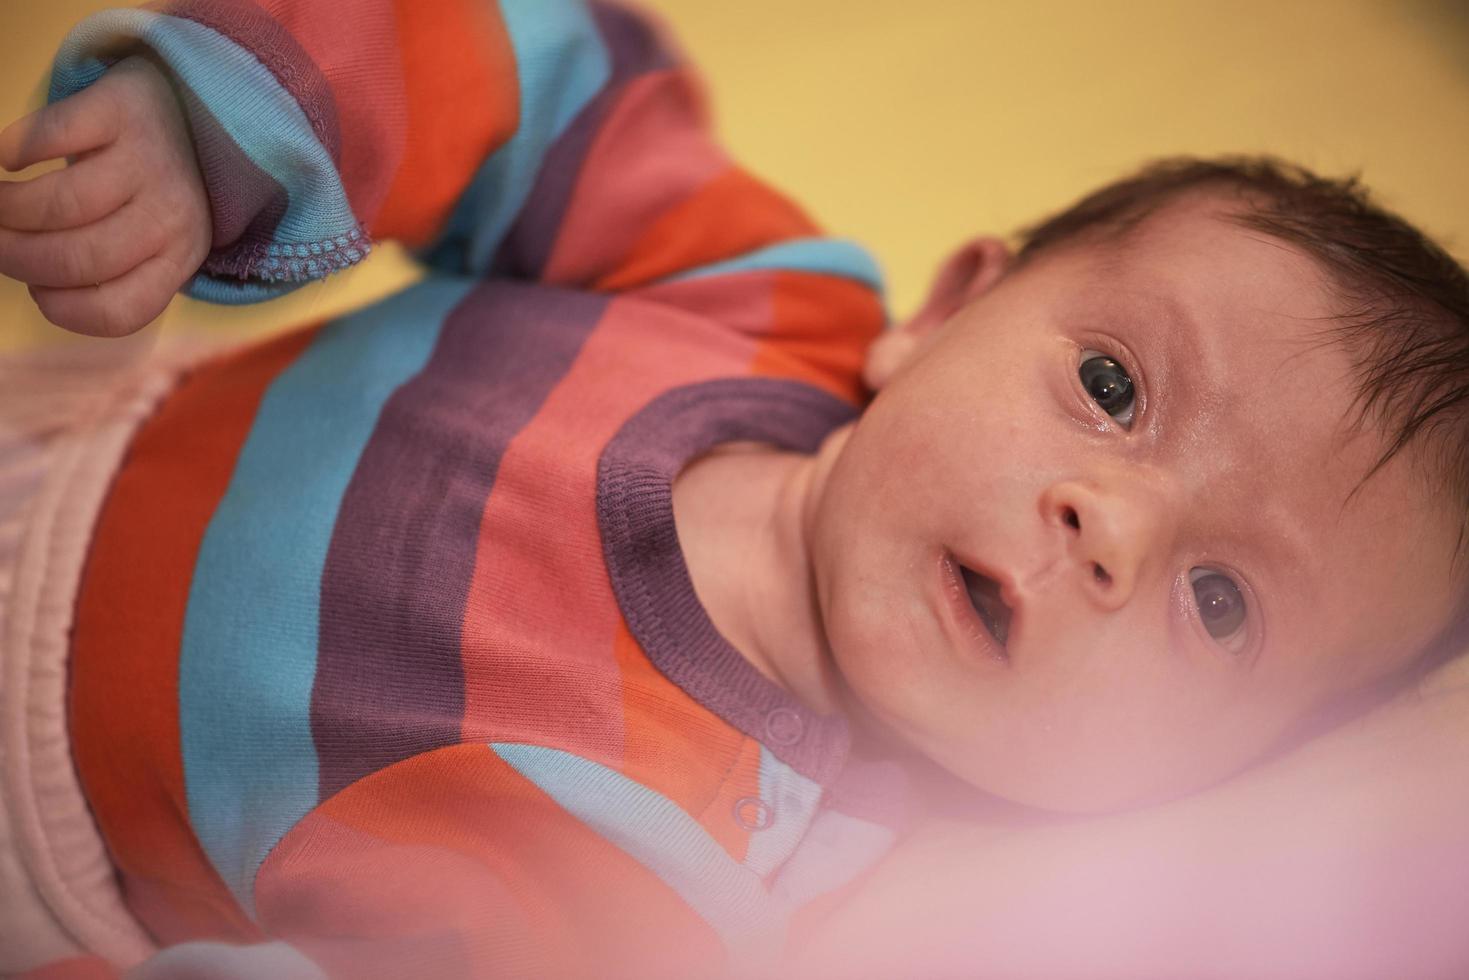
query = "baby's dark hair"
(1016, 155, 1469, 547)
(1015, 156, 1469, 685)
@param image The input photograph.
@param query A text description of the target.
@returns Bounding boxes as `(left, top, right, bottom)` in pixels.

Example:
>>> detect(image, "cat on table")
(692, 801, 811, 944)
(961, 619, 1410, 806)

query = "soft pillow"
(797, 656, 1469, 978)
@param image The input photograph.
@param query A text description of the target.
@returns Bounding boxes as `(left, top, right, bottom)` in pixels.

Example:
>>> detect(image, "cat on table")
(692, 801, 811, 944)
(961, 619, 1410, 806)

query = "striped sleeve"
(92, 744, 897, 979)
(46, 0, 885, 314)
(89, 744, 775, 979)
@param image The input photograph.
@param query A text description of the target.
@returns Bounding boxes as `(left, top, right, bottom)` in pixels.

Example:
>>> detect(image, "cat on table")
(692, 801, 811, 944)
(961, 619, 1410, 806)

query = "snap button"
(733, 796, 774, 831)
(764, 707, 804, 746)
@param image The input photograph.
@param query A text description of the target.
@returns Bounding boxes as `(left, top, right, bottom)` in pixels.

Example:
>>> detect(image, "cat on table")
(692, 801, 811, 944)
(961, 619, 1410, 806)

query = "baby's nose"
(1039, 478, 1168, 610)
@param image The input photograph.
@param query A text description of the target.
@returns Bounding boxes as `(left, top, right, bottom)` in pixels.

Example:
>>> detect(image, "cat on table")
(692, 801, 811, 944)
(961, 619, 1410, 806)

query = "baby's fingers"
(0, 200, 164, 287)
(0, 153, 132, 231)
(28, 253, 179, 338)
(0, 84, 119, 172)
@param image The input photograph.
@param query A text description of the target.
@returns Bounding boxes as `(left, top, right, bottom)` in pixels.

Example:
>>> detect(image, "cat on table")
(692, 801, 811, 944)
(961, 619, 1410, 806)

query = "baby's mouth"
(960, 565, 1012, 648)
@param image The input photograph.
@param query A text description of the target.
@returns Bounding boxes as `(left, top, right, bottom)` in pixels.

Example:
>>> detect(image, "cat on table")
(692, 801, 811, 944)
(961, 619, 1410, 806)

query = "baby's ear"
(863, 237, 1012, 390)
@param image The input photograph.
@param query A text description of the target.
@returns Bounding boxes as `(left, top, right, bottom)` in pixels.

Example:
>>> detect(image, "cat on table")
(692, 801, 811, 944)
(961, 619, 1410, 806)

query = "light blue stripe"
(50, 10, 366, 302)
(742, 747, 823, 878)
(491, 743, 783, 954)
(664, 238, 887, 293)
(426, 0, 611, 274)
(769, 810, 896, 909)
(185, 275, 309, 307)
(179, 277, 478, 916)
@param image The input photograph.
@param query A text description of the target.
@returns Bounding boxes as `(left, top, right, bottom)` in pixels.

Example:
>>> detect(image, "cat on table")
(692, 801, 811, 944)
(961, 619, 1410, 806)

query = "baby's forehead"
(1022, 198, 1338, 360)
(1090, 192, 1329, 286)
(1019, 190, 1322, 293)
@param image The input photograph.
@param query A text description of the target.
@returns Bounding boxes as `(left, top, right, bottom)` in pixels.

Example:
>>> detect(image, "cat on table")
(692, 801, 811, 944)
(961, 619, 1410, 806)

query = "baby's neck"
(670, 432, 849, 715)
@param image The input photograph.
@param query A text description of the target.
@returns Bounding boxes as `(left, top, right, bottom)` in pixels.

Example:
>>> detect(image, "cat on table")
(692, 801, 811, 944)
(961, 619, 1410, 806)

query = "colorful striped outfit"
(9, 1, 907, 976)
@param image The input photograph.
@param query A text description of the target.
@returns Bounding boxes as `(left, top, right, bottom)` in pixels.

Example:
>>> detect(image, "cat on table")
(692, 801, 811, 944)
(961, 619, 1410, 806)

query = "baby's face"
(812, 198, 1462, 811)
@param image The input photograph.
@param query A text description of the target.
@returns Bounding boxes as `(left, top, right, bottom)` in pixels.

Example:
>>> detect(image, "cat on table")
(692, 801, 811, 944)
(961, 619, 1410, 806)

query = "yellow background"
(2, 0, 1467, 350)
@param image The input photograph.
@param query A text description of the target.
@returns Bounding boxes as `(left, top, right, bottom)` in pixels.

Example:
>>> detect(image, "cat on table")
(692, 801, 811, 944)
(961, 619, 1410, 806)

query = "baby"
(2, 0, 1467, 977)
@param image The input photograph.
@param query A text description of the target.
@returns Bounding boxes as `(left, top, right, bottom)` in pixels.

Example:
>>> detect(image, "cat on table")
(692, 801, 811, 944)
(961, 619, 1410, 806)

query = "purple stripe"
(163, 0, 342, 159)
(310, 281, 610, 799)
(490, 1, 676, 279)
(597, 378, 859, 784)
(171, 77, 290, 279)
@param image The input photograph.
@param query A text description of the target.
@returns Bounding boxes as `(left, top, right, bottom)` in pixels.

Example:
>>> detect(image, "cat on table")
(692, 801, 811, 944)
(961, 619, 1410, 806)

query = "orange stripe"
(69, 326, 320, 945)
(595, 167, 820, 292)
(699, 736, 766, 864)
(749, 271, 886, 403)
(258, 745, 722, 978)
(612, 622, 760, 862)
(372, 0, 518, 248)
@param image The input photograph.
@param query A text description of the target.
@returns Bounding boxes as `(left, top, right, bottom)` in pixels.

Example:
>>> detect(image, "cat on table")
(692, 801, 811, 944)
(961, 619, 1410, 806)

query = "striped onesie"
(8, 1, 908, 976)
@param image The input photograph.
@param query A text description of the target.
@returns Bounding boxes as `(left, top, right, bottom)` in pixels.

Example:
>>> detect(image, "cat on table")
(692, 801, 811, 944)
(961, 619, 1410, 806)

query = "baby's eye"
(1078, 349, 1135, 428)
(1189, 568, 1248, 649)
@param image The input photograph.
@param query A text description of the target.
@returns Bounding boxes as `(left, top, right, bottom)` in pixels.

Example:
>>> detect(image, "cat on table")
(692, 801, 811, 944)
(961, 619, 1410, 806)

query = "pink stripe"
(636, 270, 792, 339)
(543, 69, 730, 286)
(258, 0, 407, 225)
(457, 293, 767, 760)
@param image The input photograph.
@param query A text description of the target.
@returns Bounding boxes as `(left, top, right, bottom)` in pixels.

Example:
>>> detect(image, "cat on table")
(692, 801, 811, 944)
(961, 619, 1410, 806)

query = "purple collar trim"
(597, 378, 859, 785)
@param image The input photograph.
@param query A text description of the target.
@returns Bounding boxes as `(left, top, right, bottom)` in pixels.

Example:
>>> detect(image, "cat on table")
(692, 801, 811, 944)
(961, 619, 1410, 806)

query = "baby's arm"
(0, 55, 209, 337)
(12, 0, 884, 382)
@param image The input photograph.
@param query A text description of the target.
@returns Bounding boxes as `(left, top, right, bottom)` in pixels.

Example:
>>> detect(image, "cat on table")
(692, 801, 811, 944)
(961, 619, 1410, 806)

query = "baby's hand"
(0, 56, 210, 337)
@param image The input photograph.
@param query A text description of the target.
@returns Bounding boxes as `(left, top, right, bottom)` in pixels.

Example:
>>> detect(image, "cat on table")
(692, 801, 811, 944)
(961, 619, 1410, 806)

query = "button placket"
(764, 707, 804, 747)
(733, 795, 774, 831)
